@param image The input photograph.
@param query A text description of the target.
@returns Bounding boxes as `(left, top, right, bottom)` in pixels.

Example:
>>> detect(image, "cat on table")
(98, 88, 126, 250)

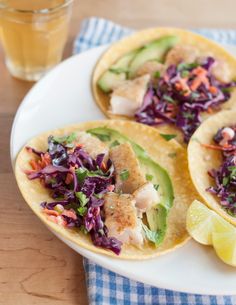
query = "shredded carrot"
(62, 209, 77, 220)
(76, 143, 83, 148)
(154, 118, 163, 123)
(44, 209, 59, 217)
(192, 66, 207, 75)
(101, 161, 107, 172)
(190, 67, 209, 91)
(65, 173, 73, 184)
(209, 86, 218, 94)
(207, 107, 213, 114)
(201, 143, 235, 151)
(175, 78, 191, 96)
(29, 152, 51, 171)
(29, 160, 41, 171)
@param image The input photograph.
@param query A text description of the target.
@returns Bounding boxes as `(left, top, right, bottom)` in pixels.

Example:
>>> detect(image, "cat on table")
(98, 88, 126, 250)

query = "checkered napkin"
(74, 17, 236, 305)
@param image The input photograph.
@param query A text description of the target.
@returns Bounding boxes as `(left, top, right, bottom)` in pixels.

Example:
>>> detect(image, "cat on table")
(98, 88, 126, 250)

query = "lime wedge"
(186, 200, 220, 245)
(212, 217, 236, 267)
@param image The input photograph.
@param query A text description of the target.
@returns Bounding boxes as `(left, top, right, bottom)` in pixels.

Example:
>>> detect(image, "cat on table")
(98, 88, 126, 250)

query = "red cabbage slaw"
(25, 134, 122, 255)
(205, 126, 236, 216)
(135, 57, 236, 142)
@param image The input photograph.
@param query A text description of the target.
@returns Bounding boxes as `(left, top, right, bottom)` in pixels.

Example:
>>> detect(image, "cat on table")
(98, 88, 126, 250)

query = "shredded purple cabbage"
(26, 135, 122, 255)
(135, 57, 236, 142)
(206, 126, 236, 216)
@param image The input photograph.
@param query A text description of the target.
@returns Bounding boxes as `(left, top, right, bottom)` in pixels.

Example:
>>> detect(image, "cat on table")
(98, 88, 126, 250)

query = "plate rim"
(10, 43, 236, 295)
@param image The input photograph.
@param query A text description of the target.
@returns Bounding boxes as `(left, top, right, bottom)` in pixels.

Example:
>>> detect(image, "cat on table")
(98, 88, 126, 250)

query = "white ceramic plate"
(11, 44, 236, 295)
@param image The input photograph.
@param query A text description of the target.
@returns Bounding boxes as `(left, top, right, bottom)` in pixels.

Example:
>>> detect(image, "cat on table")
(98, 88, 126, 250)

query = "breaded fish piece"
(133, 182, 160, 213)
(104, 192, 143, 245)
(110, 143, 146, 193)
(165, 45, 199, 66)
(134, 61, 165, 78)
(110, 74, 150, 116)
(76, 131, 109, 160)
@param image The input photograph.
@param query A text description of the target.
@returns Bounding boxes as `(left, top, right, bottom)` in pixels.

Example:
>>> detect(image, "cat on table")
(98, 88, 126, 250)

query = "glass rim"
(0, 0, 73, 14)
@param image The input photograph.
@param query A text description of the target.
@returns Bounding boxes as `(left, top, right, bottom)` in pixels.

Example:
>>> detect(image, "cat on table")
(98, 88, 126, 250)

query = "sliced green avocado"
(97, 71, 126, 93)
(86, 126, 174, 246)
(129, 35, 179, 78)
(109, 50, 139, 74)
(97, 50, 138, 93)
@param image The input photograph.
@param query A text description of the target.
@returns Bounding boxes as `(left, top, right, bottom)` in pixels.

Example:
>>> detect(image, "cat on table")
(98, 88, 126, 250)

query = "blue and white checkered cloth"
(74, 17, 236, 305)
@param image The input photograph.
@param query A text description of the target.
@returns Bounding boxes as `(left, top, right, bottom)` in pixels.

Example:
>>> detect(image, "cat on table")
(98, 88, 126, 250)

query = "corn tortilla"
(92, 28, 236, 143)
(188, 110, 236, 226)
(15, 120, 199, 259)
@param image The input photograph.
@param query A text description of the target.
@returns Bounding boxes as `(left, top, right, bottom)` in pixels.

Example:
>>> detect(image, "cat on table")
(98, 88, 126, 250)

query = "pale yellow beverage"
(0, 0, 73, 80)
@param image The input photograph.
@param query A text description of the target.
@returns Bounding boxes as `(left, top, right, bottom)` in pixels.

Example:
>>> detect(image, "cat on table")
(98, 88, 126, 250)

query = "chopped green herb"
(160, 133, 177, 141)
(53, 132, 77, 145)
(75, 167, 105, 184)
(191, 92, 200, 99)
(47, 177, 57, 184)
(222, 87, 234, 94)
(94, 193, 103, 199)
(168, 152, 177, 158)
(80, 225, 88, 234)
(77, 206, 88, 216)
(110, 140, 120, 148)
(75, 191, 89, 206)
(180, 89, 190, 96)
(177, 62, 198, 71)
(228, 166, 236, 179)
(182, 112, 195, 120)
(146, 174, 153, 181)
(163, 94, 175, 104)
(75, 168, 88, 183)
(181, 70, 190, 78)
(153, 71, 161, 79)
(154, 184, 159, 191)
(120, 169, 129, 181)
(223, 176, 229, 186)
(227, 196, 234, 204)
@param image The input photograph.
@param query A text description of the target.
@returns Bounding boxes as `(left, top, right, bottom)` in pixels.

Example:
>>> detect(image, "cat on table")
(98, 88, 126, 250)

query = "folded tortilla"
(92, 27, 236, 143)
(15, 120, 198, 259)
(188, 110, 236, 226)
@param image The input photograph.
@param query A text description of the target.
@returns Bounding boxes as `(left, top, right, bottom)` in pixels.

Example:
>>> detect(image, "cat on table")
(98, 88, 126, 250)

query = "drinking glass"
(0, 0, 73, 81)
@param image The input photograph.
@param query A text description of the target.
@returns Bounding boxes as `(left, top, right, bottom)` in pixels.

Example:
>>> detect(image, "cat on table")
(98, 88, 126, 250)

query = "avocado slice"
(86, 126, 174, 246)
(97, 50, 138, 93)
(97, 71, 126, 93)
(109, 50, 139, 74)
(129, 35, 179, 78)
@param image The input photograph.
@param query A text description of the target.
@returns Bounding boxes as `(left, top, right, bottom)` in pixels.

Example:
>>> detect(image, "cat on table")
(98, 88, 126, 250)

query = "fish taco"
(92, 28, 236, 144)
(188, 110, 236, 225)
(15, 120, 198, 259)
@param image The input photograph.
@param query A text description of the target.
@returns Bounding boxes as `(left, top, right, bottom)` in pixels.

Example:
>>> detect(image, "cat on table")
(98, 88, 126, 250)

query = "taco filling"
(203, 126, 236, 216)
(24, 128, 175, 255)
(97, 36, 236, 142)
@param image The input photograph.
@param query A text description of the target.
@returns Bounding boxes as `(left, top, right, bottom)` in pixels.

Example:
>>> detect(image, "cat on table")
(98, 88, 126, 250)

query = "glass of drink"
(0, 0, 73, 81)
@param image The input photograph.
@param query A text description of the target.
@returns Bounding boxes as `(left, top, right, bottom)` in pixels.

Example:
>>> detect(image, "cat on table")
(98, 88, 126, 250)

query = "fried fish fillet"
(76, 131, 109, 160)
(133, 182, 160, 212)
(110, 74, 150, 116)
(134, 61, 165, 78)
(109, 142, 146, 193)
(104, 192, 143, 245)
